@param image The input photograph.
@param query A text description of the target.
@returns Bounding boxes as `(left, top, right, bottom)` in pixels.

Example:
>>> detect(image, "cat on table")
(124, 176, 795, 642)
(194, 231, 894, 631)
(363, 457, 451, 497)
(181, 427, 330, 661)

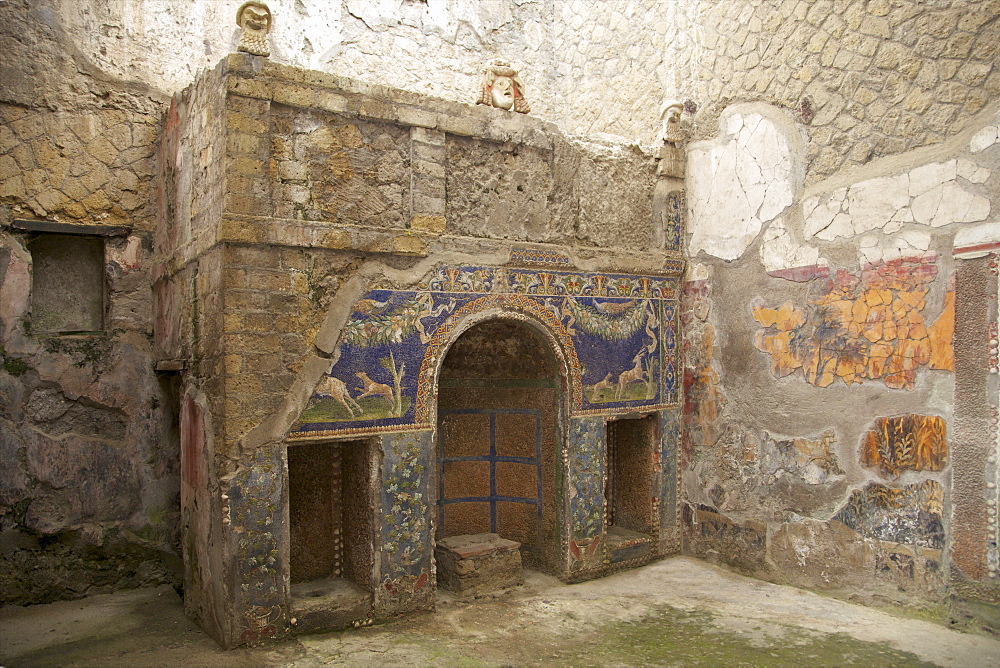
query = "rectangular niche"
(28, 233, 105, 333)
(605, 415, 656, 536)
(288, 439, 376, 598)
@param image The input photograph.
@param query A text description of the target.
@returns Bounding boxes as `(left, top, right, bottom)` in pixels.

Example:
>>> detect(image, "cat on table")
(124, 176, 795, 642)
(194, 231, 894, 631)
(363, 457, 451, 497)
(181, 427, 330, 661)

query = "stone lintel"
(11, 219, 133, 237)
(220, 53, 557, 152)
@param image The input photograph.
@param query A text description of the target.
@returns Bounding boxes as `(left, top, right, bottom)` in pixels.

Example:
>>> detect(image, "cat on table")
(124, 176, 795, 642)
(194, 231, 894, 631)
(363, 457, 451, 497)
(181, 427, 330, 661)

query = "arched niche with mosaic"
(290, 264, 680, 440)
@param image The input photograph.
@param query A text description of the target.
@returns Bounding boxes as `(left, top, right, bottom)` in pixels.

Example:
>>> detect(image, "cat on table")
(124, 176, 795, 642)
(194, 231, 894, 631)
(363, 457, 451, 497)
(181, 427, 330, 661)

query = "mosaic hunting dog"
(316, 375, 362, 417)
(355, 371, 394, 403)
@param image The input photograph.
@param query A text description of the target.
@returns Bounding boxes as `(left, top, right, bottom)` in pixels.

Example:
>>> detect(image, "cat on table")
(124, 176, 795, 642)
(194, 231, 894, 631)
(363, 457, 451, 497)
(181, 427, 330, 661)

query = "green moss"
(1, 347, 30, 377)
(549, 606, 935, 667)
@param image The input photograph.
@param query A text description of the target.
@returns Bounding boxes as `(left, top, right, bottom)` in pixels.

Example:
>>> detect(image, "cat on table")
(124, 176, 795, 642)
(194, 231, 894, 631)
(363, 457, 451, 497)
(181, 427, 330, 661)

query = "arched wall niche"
(430, 310, 571, 574)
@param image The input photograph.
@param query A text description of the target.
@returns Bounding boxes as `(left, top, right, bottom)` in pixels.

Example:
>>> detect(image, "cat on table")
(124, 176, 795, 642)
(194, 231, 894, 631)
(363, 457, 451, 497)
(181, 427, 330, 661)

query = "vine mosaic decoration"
(290, 265, 680, 439)
(665, 191, 684, 253)
(860, 414, 947, 479)
(230, 448, 284, 644)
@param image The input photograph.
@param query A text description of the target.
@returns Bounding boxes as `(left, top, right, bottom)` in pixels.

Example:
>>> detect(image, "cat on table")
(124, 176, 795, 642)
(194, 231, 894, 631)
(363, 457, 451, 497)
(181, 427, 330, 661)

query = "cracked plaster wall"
(0, 0, 181, 605)
(2, 0, 700, 146)
(684, 70, 999, 614)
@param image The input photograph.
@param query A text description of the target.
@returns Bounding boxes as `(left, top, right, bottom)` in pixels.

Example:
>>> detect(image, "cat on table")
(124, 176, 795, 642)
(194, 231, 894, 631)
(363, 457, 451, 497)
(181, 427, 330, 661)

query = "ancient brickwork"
(691, 0, 1000, 181)
(220, 244, 328, 450)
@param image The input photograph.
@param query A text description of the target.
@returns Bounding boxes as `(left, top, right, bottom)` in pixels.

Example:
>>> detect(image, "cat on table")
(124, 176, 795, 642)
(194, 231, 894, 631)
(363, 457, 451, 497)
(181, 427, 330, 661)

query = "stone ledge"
(151, 220, 686, 281)
(437, 533, 521, 560)
(221, 53, 558, 151)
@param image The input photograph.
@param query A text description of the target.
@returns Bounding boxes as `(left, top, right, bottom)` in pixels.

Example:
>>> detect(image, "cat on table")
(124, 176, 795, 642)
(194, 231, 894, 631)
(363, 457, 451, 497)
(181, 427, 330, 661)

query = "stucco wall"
(2, 0, 697, 146)
(681, 0, 1000, 614)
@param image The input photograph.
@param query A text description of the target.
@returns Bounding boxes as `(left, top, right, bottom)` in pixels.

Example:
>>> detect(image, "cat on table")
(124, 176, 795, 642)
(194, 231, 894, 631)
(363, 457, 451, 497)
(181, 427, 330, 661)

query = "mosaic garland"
(290, 264, 681, 439)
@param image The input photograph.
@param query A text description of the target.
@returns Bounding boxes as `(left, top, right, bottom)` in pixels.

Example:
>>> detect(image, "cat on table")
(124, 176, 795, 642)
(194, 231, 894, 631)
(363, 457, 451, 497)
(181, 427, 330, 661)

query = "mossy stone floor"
(3, 557, 998, 667)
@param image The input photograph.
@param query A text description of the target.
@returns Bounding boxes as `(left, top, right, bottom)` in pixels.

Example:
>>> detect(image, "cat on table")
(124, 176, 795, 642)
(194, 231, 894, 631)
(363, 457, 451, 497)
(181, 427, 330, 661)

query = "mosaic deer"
(615, 352, 647, 400)
(591, 372, 615, 401)
(316, 375, 362, 418)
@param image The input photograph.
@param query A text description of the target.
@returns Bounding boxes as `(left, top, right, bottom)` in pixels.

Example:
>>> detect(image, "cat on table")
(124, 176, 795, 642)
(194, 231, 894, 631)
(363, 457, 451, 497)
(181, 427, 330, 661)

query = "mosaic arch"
(414, 293, 582, 424)
(289, 264, 680, 440)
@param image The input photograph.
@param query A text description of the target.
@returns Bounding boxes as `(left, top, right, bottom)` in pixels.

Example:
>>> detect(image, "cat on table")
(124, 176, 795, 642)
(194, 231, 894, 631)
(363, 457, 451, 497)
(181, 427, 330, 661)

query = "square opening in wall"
(606, 416, 656, 541)
(29, 233, 105, 333)
(288, 439, 376, 630)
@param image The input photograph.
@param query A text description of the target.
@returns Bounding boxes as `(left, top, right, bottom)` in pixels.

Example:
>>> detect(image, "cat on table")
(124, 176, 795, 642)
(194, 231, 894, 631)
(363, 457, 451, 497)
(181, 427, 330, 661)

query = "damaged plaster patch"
(803, 159, 991, 242)
(759, 219, 826, 275)
(954, 221, 1000, 255)
(833, 480, 944, 550)
(969, 124, 999, 153)
(754, 429, 843, 486)
(857, 230, 931, 267)
(688, 109, 796, 261)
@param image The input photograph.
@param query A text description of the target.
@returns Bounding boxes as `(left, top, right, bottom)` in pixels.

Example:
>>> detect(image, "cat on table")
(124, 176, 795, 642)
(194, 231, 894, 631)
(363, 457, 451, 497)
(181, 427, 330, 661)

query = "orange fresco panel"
(753, 258, 952, 390)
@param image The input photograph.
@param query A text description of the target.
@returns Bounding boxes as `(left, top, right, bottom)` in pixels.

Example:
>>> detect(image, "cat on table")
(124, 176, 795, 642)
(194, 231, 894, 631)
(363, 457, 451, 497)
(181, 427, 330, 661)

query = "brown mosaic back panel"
(437, 319, 562, 571)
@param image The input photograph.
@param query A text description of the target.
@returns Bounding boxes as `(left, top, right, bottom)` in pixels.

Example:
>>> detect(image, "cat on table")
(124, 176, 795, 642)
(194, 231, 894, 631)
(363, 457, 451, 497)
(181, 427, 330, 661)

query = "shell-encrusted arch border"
(414, 293, 583, 423)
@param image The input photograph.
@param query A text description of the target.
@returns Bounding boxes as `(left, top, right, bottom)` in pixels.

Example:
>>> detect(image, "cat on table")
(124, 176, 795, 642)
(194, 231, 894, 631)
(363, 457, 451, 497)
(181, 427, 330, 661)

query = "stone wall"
(687, 0, 1000, 181)
(0, 1, 180, 604)
(681, 0, 1000, 619)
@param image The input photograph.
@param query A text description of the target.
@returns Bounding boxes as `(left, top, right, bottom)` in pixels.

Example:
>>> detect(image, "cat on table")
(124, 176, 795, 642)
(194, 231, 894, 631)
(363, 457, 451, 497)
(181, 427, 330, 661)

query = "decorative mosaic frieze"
(291, 264, 680, 439)
(508, 248, 572, 267)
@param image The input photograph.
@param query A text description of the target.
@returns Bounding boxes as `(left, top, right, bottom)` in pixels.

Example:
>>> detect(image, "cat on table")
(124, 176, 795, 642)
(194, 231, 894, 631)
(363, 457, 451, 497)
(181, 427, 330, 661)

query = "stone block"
(656, 145, 685, 178)
(435, 533, 523, 595)
(397, 106, 437, 129)
(411, 126, 445, 146)
(271, 83, 316, 108)
(410, 215, 446, 234)
(316, 91, 348, 113)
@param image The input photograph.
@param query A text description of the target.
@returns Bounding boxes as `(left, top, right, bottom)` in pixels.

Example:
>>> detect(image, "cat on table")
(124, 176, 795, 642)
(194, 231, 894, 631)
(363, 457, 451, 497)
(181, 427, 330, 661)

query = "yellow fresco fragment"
(861, 414, 948, 479)
(753, 259, 951, 390)
(928, 290, 955, 371)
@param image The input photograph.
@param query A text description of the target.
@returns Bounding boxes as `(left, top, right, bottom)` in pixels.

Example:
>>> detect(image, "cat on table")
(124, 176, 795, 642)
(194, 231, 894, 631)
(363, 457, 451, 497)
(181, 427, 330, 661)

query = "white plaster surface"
(857, 230, 932, 267)
(970, 125, 999, 153)
(803, 159, 991, 242)
(954, 222, 1000, 254)
(759, 219, 826, 274)
(688, 111, 796, 261)
(42, 0, 701, 145)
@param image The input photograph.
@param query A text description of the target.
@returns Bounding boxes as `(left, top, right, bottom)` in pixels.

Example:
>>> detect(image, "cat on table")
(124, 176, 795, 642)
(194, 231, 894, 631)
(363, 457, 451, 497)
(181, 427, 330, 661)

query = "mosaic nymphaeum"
(753, 258, 954, 390)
